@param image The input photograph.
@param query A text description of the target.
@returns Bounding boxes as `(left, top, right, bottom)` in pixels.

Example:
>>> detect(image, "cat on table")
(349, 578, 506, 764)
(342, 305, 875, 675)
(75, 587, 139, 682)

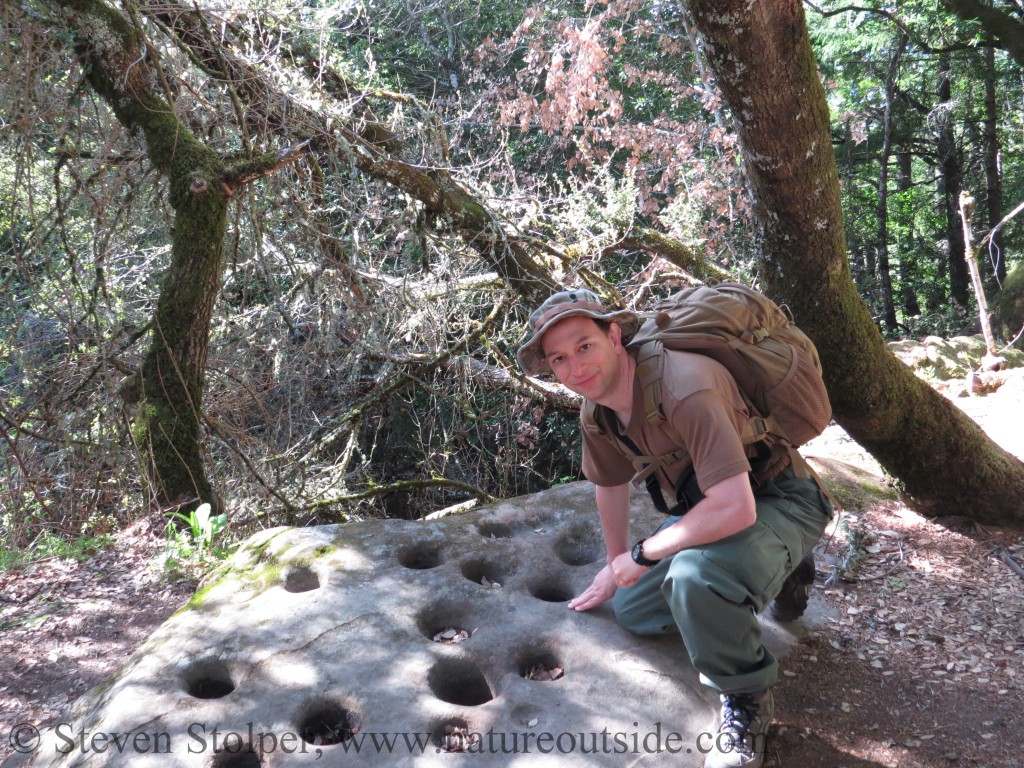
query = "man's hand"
(568, 565, 617, 611)
(610, 551, 649, 588)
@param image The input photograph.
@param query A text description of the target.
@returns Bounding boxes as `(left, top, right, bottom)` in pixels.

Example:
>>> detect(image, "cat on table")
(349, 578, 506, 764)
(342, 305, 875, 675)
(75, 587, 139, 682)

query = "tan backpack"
(582, 282, 832, 496)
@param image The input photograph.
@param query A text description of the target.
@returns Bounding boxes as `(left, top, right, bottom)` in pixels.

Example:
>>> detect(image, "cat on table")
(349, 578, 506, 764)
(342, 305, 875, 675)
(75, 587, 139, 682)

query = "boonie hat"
(516, 289, 641, 376)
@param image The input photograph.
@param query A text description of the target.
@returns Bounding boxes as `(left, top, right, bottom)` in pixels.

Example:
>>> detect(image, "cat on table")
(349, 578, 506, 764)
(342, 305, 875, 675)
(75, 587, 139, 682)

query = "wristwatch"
(631, 538, 660, 567)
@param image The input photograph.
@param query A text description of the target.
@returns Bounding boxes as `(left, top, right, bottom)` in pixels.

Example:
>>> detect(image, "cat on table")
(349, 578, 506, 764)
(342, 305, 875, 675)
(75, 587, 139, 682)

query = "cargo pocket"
(700, 518, 795, 613)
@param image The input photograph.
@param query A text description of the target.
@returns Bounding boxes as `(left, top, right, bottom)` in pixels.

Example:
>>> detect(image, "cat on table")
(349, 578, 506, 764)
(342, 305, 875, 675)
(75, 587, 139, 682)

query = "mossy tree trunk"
(686, 0, 1024, 524)
(50, 0, 229, 513)
(134, 164, 228, 514)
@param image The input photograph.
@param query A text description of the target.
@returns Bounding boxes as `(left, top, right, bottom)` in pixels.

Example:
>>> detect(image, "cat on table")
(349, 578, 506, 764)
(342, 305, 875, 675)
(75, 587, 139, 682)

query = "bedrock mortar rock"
(7, 482, 827, 768)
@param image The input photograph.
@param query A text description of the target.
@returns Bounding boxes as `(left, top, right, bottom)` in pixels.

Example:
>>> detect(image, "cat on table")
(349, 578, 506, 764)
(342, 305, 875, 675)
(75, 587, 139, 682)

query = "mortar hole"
(428, 657, 493, 706)
(398, 543, 444, 570)
(517, 647, 564, 681)
(284, 565, 321, 593)
(211, 747, 262, 767)
(476, 521, 513, 538)
(417, 603, 476, 642)
(431, 717, 481, 752)
(527, 580, 574, 603)
(298, 702, 361, 746)
(460, 558, 509, 588)
(183, 658, 235, 699)
(552, 527, 601, 566)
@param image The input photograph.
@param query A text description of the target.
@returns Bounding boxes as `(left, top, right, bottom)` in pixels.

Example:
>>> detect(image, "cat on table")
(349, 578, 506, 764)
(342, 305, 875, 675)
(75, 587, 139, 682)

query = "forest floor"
(770, 365, 1024, 768)
(1, 366, 1023, 767)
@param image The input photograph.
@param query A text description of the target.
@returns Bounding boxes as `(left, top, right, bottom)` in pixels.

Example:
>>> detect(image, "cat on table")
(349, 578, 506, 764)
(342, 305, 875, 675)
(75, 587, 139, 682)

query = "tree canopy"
(1, 0, 1022, 561)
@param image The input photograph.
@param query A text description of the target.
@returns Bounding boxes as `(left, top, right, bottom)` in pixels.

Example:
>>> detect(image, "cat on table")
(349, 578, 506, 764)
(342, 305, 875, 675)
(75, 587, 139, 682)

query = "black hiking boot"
(704, 688, 774, 768)
(770, 551, 816, 622)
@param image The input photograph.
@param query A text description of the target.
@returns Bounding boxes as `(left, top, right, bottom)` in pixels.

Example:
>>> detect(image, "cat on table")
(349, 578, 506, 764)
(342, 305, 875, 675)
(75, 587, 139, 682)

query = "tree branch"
(803, 0, 988, 55)
(944, 0, 1024, 68)
(221, 139, 312, 193)
(137, 0, 560, 303)
(979, 196, 1024, 249)
(612, 227, 734, 284)
(201, 413, 296, 514)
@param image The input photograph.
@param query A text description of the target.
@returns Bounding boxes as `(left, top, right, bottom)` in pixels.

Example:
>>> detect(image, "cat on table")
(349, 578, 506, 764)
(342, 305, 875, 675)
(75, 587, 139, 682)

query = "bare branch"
(612, 227, 734, 284)
(979, 196, 1024, 249)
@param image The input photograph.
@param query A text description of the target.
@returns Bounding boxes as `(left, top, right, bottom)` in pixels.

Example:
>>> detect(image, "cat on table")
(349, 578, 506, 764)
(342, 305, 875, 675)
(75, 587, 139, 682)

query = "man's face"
(541, 316, 626, 402)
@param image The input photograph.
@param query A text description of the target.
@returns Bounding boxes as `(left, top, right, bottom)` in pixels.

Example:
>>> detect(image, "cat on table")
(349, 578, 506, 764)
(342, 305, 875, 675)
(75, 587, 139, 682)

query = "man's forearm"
(640, 472, 756, 562)
(595, 483, 631, 562)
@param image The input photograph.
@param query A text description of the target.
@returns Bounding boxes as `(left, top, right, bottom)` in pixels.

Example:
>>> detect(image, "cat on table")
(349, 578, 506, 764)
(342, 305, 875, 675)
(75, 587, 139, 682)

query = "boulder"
(992, 261, 1024, 341)
(5, 483, 825, 767)
(888, 334, 1024, 381)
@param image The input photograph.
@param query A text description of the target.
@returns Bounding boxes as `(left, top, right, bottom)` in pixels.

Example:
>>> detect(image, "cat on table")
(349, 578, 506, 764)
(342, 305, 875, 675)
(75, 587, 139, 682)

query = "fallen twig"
(998, 548, 1024, 581)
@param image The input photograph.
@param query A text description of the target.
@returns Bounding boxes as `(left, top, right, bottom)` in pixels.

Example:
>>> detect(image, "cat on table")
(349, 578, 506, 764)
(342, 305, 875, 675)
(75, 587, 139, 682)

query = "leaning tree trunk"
(50, 0, 228, 513)
(685, 0, 1024, 524)
(138, 0, 560, 306)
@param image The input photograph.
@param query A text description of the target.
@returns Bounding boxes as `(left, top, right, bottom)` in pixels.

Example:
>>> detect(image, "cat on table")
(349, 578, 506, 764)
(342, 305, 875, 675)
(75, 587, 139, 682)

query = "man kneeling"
(517, 289, 832, 768)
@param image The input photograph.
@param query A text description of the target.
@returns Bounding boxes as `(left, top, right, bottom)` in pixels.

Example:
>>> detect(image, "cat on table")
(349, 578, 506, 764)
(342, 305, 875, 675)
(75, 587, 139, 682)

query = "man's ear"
(608, 321, 623, 349)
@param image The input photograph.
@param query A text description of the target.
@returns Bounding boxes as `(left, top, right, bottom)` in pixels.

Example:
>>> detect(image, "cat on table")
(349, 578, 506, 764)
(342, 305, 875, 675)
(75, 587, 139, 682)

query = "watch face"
(632, 541, 645, 563)
(632, 540, 656, 566)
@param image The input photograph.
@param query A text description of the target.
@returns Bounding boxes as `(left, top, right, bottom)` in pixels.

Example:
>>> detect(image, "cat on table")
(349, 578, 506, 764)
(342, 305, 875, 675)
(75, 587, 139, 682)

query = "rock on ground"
(3, 483, 825, 768)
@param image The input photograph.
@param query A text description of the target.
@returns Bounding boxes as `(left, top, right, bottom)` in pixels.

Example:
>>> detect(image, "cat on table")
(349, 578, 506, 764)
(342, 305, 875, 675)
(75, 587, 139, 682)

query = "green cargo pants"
(612, 470, 832, 694)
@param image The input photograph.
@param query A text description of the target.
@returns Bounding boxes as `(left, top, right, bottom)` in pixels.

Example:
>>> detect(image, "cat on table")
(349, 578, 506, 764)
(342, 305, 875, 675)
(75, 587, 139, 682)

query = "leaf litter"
(432, 626, 473, 643)
(525, 663, 564, 681)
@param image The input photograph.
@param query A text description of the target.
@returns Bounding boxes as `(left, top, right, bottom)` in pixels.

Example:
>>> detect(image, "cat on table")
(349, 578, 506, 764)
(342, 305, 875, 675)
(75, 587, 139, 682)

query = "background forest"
(1, 0, 1022, 571)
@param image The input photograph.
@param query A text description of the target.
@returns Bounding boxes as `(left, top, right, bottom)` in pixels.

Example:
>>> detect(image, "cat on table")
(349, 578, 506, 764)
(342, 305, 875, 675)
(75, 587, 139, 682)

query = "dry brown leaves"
(431, 626, 474, 644)
(440, 724, 481, 752)
(0, 514, 192, 760)
(820, 503, 1024, 707)
(525, 663, 564, 682)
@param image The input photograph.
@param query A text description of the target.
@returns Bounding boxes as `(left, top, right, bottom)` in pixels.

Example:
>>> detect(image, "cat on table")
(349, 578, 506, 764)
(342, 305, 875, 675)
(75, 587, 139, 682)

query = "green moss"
(179, 579, 220, 613)
(992, 261, 1024, 340)
(176, 535, 336, 613)
(88, 676, 117, 698)
(243, 562, 284, 592)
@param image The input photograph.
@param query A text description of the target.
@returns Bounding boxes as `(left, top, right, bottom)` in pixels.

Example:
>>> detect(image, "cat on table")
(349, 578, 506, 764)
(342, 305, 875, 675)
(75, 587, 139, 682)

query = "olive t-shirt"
(581, 350, 755, 494)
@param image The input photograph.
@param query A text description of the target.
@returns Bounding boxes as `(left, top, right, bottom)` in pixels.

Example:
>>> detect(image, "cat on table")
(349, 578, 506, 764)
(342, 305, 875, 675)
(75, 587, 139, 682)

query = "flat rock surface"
(4, 483, 827, 767)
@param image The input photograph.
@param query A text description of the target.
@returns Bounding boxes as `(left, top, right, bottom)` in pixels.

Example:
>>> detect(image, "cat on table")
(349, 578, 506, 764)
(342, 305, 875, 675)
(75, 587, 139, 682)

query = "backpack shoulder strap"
(636, 339, 771, 449)
(581, 398, 604, 438)
(635, 340, 667, 428)
(582, 390, 686, 488)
